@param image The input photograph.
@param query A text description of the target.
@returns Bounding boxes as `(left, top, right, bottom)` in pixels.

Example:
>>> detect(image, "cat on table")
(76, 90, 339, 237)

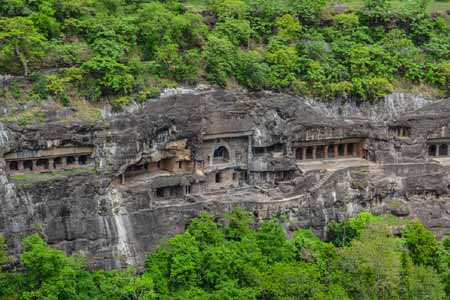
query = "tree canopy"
(1, 209, 450, 300)
(2, 0, 450, 109)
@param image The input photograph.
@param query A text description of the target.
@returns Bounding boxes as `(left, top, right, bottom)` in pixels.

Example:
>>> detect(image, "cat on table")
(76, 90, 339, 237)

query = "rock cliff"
(1, 90, 450, 269)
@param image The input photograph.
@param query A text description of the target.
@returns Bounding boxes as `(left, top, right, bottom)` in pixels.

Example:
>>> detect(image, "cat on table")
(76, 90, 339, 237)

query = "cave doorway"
(213, 146, 230, 164)
(439, 144, 448, 156)
(316, 146, 325, 159)
(295, 148, 303, 160)
(306, 147, 313, 159)
(429, 145, 437, 157)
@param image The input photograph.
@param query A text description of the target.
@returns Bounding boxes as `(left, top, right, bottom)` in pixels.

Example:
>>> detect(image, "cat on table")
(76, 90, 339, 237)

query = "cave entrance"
(306, 147, 313, 159)
(429, 145, 437, 157)
(328, 145, 334, 158)
(316, 146, 325, 159)
(213, 146, 230, 164)
(338, 144, 345, 157)
(295, 147, 303, 160)
(439, 144, 448, 156)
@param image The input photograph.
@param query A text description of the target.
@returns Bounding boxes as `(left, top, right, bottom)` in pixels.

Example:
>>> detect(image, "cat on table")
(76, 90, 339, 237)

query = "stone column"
(324, 145, 329, 159)
(48, 158, 54, 170)
(357, 143, 362, 158)
(32, 160, 37, 172)
(344, 144, 348, 158)
(61, 157, 67, 168)
(18, 161, 24, 171)
(312, 146, 317, 160)
(436, 145, 440, 157)
(352, 144, 357, 157)
(302, 147, 307, 161)
(334, 145, 338, 158)
(247, 135, 252, 165)
(74, 156, 80, 165)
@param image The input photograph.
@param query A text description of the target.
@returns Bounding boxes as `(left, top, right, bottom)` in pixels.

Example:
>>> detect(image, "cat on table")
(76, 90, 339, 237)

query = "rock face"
(1, 90, 450, 269)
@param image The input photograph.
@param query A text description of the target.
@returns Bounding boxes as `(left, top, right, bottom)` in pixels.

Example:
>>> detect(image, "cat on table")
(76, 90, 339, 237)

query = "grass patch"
(0, 107, 45, 126)
(60, 100, 103, 124)
(10, 167, 95, 187)
(339, 0, 450, 13)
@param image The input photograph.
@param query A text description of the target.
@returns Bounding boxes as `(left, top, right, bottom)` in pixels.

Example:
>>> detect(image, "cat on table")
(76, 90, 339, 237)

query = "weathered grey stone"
(1, 91, 450, 269)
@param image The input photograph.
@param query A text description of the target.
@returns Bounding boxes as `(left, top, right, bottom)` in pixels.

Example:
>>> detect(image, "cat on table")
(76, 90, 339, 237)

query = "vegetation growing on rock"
(1, 0, 450, 108)
(1, 209, 450, 299)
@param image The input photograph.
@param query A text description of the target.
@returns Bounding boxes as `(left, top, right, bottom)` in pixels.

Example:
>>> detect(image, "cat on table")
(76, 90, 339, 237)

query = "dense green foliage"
(1, 209, 450, 299)
(2, 0, 450, 107)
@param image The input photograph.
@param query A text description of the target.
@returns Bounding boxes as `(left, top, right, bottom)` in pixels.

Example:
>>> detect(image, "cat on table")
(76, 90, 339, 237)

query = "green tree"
(0, 17, 47, 76)
(214, 18, 252, 47)
(209, 0, 249, 20)
(203, 35, 237, 87)
(94, 268, 156, 300)
(80, 56, 134, 99)
(235, 50, 270, 90)
(186, 212, 225, 249)
(404, 265, 446, 300)
(20, 234, 97, 300)
(275, 14, 302, 42)
(256, 219, 293, 263)
(154, 44, 201, 83)
(146, 232, 201, 291)
(261, 262, 331, 300)
(287, 0, 327, 25)
(224, 207, 254, 240)
(361, 0, 392, 26)
(403, 221, 440, 267)
(337, 223, 403, 300)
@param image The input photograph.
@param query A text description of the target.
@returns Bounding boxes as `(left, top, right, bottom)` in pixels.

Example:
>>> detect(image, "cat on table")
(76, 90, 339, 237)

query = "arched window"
(439, 144, 448, 156)
(429, 144, 437, 156)
(213, 146, 230, 164)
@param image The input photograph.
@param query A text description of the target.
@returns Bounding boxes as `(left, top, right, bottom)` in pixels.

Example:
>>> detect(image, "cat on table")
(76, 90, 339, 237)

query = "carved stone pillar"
(334, 145, 338, 158)
(344, 144, 348, 158)
(48, 158, 54, 170)
(312, 146, 317, 160)
(302, 147, 306, 160)
(74, 156, 80, 165)
(32, 160, 37, 171)
(436, 145, 440, 157)
(61, 157, 67, 167)
(324, 145, 329, 159)
(18, 161, 24, 171)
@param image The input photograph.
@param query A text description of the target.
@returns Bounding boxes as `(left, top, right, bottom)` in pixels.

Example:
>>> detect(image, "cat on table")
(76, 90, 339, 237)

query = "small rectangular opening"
(36, 159, 49, 170)
(24, 160, 33, 171)
(156, 188, 165, 198)
(8, 161, 18, 171)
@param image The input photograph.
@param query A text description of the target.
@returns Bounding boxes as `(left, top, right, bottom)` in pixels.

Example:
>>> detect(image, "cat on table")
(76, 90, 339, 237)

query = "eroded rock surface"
(1, 91, 450, 269)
